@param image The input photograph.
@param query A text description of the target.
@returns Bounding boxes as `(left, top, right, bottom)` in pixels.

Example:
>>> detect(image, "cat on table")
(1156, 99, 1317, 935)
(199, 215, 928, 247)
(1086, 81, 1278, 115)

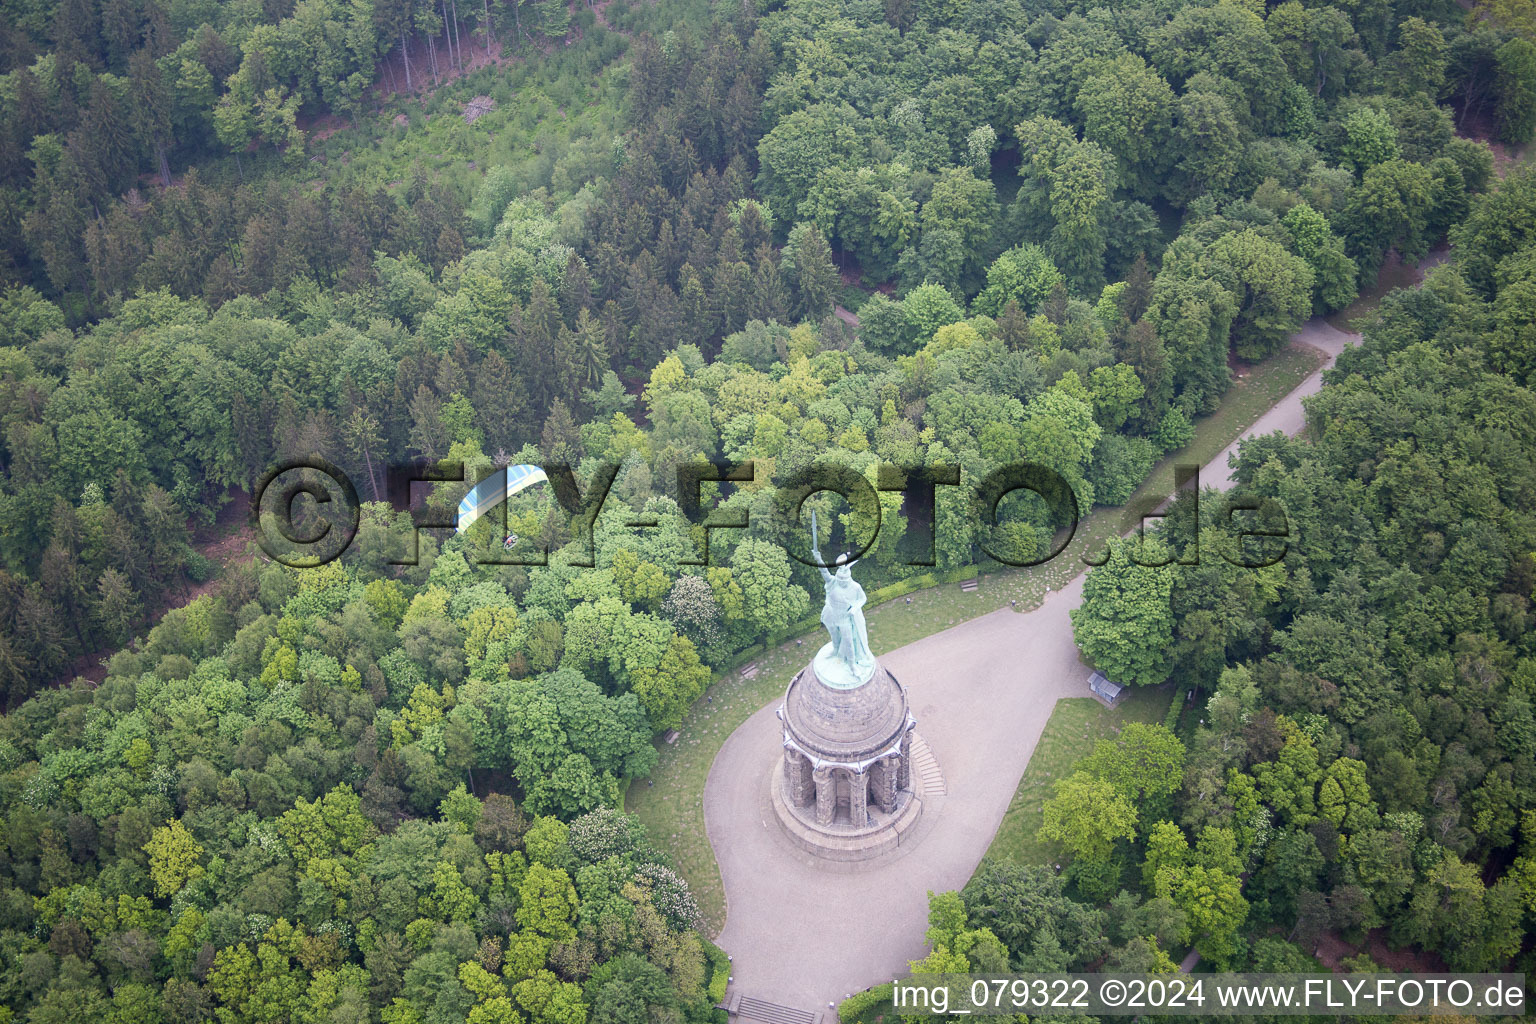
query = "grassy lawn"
(625, 336, 1325, 937)
(977, 685, 1172, 869)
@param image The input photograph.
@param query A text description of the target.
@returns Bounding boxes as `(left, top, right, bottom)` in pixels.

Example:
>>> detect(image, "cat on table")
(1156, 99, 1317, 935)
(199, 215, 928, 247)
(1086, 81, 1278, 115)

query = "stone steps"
(735, 996, 822, 1024)
(910, 734, 946, 796)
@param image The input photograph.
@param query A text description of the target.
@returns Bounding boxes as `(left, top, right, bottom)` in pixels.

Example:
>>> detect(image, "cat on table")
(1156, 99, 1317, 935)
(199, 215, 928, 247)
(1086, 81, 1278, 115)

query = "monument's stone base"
(769, 731, 935, 863)
(771, 770, 924, 862)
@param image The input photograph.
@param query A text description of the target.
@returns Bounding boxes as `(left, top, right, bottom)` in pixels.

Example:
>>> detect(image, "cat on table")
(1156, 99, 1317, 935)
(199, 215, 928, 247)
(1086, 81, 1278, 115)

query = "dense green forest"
(3, 0, 1536, 1016)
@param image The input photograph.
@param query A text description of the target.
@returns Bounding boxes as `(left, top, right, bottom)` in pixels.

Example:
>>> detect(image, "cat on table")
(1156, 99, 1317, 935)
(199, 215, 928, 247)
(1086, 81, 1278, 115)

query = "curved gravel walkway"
(703, 312, 1376, 1012)
(1203, 320, 1359, 489)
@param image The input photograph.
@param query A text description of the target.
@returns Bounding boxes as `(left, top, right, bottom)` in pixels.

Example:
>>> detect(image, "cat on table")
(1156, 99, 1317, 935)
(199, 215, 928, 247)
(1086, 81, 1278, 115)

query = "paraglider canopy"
(457, 464, 548, 534)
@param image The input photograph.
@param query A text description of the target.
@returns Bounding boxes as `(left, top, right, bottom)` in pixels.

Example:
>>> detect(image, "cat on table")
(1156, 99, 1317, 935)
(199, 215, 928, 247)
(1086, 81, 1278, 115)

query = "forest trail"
(1204, 245, 1447, 489)
(1201, 319, 1360, 490)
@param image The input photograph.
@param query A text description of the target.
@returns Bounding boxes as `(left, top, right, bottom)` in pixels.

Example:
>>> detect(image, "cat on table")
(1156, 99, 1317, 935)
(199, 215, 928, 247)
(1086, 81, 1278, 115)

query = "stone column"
(873, 755, 899, 810)
(813, 765, 835, 826)
(849, 767, 869, 825)
(783, 749, 815, 806)
(896, 729, 913, 791)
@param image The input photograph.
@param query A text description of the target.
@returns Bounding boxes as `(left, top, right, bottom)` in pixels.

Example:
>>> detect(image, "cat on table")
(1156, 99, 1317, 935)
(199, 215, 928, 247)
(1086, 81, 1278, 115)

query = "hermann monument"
(771, 512, 931, 861)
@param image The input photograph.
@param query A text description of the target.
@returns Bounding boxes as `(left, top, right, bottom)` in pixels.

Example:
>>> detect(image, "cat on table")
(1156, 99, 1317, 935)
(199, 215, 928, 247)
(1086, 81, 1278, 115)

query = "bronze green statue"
(810, 510, 876, 688)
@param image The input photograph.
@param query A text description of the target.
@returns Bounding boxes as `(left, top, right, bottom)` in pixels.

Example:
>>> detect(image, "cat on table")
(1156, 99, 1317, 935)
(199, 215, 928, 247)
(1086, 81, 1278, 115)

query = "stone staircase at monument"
(730, 994, 823, 1024)
(910, 734, 946, 796)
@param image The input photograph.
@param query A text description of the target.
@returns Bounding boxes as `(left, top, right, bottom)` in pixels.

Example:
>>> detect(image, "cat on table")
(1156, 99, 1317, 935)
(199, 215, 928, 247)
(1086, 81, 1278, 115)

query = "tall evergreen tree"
(129, 49, 175, 186)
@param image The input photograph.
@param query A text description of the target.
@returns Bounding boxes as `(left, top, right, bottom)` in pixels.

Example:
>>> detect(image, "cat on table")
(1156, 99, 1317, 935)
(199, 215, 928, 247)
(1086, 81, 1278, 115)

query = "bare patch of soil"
(1454, 117, 1532, 178)
(1311, 932, 1354, 969)
(372, 31, 521, 107)
(297, 110, 353, 142)
(1311, 930, 1447, 972)
(589, 0, 625, 33)
(39, 489, 257, 694)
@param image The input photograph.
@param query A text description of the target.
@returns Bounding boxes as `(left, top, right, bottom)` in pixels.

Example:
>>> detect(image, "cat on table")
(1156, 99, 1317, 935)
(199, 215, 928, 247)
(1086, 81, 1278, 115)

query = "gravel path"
(1202, 320, 1361, 489)
(703, 313, 1375, 1013)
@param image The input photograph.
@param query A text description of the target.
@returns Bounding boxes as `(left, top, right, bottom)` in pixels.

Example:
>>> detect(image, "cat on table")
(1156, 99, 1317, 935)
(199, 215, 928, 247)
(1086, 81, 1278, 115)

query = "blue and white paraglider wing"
(457, 464, 549, 534)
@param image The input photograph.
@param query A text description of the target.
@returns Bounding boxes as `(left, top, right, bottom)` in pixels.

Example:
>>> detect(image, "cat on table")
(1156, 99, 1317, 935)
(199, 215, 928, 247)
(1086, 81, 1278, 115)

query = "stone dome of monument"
(780, 660, 912, 767)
